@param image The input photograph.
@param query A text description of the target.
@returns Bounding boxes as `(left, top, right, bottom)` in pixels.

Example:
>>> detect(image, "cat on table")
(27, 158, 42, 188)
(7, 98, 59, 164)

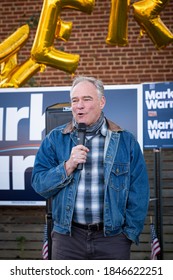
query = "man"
(32, 76, 149, 259)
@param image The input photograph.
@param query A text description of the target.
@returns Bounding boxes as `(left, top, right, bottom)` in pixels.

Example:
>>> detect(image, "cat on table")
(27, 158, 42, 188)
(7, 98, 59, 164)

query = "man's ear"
(100, 96, 106, 109)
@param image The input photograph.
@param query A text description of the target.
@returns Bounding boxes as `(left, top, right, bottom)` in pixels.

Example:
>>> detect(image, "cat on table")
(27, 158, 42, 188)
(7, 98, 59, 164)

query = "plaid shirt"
(73, 120, 107, 224)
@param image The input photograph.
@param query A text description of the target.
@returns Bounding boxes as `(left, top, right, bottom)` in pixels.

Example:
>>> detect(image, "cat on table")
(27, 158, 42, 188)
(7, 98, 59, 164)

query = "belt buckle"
(88, 223, 99, 231)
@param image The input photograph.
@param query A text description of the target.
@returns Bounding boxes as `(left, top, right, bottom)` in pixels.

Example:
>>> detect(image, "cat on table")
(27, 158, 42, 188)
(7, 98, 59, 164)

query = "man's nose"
(77, 99, 84, 108)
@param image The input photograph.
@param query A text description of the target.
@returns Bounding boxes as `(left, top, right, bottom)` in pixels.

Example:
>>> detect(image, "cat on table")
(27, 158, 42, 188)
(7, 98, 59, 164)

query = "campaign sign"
(0, 85, 140, 205)
(143, 82, 173, 149)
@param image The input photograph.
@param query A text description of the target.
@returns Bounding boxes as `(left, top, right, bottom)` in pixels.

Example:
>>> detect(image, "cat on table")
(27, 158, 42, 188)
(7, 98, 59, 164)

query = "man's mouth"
(77, 112, 84, 116)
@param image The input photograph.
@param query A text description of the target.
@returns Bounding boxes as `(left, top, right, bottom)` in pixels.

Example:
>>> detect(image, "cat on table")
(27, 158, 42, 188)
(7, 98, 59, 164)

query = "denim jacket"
(32, 119, 149, 244)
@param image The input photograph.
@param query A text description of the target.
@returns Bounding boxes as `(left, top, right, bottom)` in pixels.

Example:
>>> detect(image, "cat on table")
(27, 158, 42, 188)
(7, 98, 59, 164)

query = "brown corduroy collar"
(62, 118, 123, 134)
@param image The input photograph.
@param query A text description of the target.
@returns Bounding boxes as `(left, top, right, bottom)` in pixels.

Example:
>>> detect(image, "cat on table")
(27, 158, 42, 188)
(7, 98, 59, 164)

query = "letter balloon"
(106, 0, 130, 46)
(31, 0, 95, 74)
(132, 0, 173, 49)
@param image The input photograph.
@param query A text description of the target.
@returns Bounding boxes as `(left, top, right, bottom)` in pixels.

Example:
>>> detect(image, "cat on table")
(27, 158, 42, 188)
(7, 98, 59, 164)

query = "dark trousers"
(51, 225, 132, 260)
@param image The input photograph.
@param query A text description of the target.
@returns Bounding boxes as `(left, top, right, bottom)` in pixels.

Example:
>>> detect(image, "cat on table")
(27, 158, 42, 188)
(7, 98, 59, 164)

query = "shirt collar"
(100, 118, 107, 137)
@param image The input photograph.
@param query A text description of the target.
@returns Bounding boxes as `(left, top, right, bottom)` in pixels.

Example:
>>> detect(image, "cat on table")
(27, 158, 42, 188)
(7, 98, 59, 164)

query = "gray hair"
(70, 76, 104, 99)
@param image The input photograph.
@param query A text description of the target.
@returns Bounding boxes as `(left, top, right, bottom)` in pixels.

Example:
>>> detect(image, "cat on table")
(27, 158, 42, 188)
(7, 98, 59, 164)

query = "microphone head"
(78, 123, 86, 131)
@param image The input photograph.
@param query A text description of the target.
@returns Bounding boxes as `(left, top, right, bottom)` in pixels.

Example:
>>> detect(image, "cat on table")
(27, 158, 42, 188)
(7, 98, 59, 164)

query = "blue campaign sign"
(143, 82, 173, 149)
(0, 85, 140, 205)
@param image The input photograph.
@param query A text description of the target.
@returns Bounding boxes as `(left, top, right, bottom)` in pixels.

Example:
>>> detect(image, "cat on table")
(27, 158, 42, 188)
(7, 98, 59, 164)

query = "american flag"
(42, 224, 48, 260)
(150, 223, 161, 260)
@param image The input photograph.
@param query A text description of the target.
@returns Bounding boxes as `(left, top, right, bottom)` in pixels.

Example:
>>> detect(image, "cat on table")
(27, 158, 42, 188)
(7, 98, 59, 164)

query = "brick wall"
(1, 0, 173, 87)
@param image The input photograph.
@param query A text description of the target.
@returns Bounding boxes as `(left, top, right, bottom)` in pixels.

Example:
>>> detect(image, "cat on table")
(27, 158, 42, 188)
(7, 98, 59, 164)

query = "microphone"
(77, 123, 86, 170)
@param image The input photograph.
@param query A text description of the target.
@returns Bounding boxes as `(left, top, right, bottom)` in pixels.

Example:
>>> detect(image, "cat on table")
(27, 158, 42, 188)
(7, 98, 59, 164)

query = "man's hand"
(65, 145, 89, 176)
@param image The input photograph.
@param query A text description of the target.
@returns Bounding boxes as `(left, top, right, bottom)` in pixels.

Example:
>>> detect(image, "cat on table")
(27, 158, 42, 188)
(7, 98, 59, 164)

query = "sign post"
(154, 148, 163, 260)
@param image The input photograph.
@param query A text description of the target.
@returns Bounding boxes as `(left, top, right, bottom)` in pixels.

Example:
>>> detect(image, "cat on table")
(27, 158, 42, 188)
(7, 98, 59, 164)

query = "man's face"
(71, 81, 106, 126)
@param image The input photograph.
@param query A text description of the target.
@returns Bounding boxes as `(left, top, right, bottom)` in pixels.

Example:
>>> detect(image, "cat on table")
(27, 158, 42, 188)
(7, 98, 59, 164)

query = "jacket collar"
(62, 118, 123, 134)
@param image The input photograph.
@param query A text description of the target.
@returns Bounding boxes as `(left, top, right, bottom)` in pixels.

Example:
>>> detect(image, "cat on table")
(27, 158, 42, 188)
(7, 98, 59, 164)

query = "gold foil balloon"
(0, 54, 18, 85)
(31, 0, 95, 74)
(55, 19, 73, 41)
(5, 58, 45, 88)
(0, 24, 29, 63)
(106, 0, 130, 46)
(132, 0, 173, 49)
(0, 25, 30, 87)
(1, 0, 95, 87)
(1, 0, 172, 88)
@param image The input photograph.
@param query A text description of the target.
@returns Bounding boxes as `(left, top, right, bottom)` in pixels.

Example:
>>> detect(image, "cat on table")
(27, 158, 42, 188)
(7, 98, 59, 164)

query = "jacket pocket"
(110, 163, 129, 191)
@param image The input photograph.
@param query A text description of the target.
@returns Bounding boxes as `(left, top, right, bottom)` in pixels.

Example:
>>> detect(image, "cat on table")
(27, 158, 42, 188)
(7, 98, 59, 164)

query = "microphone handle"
(77, 130, 86, 170)
(77, 163, 83, 170)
